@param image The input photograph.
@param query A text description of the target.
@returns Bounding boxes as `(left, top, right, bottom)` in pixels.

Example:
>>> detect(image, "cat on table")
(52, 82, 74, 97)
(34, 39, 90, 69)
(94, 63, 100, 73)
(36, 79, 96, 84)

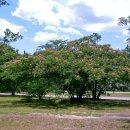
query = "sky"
(0, 0, 130, 54)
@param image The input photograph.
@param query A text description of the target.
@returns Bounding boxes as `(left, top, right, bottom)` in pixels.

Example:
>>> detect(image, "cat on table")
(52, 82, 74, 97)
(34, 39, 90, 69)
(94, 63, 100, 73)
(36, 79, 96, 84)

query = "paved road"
(0, 93, 130, 100)
(101, 96, 130, 101)
(0, 93, 26, 96)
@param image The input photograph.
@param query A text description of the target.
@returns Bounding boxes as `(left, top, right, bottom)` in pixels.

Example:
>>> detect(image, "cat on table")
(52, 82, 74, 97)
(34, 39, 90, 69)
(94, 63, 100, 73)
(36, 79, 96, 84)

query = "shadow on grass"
(24, 97, 130, 110)
(0, 96, 130, 111)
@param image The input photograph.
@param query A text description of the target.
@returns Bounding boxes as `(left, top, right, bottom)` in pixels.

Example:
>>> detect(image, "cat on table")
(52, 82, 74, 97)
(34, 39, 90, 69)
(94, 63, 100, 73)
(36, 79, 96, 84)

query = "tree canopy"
(0, 34, 129, 101)
(118, 16, 130, 54)
(0, 0, 9, 7)
(0, 29, 23, 44)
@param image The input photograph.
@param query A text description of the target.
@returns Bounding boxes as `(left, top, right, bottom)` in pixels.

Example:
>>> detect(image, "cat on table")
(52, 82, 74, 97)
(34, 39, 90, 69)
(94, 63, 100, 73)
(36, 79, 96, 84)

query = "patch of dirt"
(0, 113, 130, 130)
(30, 112, 130, 120)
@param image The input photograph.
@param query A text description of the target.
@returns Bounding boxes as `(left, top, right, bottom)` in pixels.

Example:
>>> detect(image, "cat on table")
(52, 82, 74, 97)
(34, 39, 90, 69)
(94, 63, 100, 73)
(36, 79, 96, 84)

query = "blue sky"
(0, 0, 130, 54)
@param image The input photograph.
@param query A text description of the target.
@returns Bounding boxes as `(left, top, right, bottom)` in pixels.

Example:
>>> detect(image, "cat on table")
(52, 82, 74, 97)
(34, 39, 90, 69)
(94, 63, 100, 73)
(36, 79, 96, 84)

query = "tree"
(0, 32, 129, 101)
(74, 33, 101, 44)
(27, 80, 47, 100)
(0, 42, 18, 65)
(118, 16, 130, 54)
(1, 60, 23, 95)
(33, 35, 130, 101)
(0, 43, 19, 93)
(13, 55, 49, 100)
(0, 0, 9, 7)
(36, 40, 67, 53)
(0, 29, 23, 44)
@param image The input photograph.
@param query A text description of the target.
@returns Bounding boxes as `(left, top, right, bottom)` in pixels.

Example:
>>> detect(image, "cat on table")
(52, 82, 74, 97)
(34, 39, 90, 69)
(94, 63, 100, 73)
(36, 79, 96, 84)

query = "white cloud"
(122, 29, 129, 36)
(44, 26, 83, 37)
(83, 22, 116, 32)
(44, 26, 57, 32)
(114, 35, 120, 38)
(84, 0, 130, 18)
(12, 0, 130, 34)
(12, 0, 60, 26)
(59, 35, 70, 40)
(123, 38, 127, 43)
(33, 31, 71, 43)
(0, 18, 24, 36)
(67, 0, 82, 6)
(33, 32, 59, 42)
(59, 27, 83, 36)
(33, 32, 70, 42)
(84, 23, 106, 32)
(56, 5, 75, 26)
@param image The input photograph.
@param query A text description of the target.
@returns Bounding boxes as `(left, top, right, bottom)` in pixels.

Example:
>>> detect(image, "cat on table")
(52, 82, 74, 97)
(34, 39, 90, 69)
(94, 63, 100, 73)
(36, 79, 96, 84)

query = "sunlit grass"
(0, 96, 130, 116)
(0, 96, 130, 130)
(103, 92, 130, 97)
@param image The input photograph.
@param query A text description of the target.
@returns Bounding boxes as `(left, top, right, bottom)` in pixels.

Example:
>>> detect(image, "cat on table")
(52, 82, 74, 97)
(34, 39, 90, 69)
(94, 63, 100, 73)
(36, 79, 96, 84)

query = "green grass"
(0, 96, 130, 116)
(0, 96, 130, 130)
(103, 92, 130, 97)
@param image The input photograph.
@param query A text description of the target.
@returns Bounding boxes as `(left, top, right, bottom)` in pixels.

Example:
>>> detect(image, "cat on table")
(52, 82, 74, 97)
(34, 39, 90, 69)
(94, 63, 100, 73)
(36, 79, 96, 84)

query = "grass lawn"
(0, 96, 130, 115)
(0, 96, 130, 130)
(103, 92, 130, 97)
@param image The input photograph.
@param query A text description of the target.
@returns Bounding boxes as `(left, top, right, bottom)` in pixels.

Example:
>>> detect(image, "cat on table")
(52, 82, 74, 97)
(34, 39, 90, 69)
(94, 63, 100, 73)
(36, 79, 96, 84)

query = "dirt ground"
(0, 113, 130, 130)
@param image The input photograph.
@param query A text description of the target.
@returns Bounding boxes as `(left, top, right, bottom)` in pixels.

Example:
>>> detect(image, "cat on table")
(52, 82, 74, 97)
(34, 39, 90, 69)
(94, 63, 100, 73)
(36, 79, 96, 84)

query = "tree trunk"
(38, 94, 42, 100)
(11, 90, 15, 96)
(92, 91, 96, 99)
(70, 95, 75, 101)
(97, 91, 101, 100)
(92, 82, 97, 100)
(11, 85, 16, 96)
(77, 95, 82, 101)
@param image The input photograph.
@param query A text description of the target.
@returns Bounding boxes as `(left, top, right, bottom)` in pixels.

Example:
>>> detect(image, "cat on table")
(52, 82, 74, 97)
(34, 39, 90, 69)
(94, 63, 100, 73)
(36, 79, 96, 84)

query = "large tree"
(34, 37, 130, 100)
(1, 33, 129, 101)
(1, 59, 23, 95)
(0, 42, 20, 93)
(118, 16, 130, 54)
